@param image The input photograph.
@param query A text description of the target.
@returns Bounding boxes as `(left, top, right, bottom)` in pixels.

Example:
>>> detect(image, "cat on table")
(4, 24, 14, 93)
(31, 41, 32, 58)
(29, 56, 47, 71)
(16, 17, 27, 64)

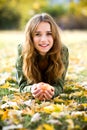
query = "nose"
(40, 35, 47, 42)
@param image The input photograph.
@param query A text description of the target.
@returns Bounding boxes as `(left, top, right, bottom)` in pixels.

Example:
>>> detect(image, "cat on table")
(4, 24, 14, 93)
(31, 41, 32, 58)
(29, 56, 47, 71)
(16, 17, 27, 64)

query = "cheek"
(33, 37, 36, 44)
(50, 38, 54, 45)
(33, 37, 39, 44)
(49, 36, 53, 42)
(33, 38, 39, 49)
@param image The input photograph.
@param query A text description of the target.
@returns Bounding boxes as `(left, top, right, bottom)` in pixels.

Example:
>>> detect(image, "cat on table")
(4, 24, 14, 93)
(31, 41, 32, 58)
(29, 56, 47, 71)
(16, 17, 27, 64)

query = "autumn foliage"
(0, 31, 87, 130)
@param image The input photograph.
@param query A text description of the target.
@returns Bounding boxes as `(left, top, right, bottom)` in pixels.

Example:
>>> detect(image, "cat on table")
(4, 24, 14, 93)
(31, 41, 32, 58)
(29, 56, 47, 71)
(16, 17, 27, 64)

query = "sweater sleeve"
(53, 44, 69, 97)
(15, 44, 32, 92)
(16, 44, 69, 95)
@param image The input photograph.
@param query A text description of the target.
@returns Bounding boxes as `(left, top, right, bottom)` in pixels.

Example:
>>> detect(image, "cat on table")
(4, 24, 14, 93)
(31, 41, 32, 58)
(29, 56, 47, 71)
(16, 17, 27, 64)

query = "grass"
(0, 30, 87, 130)
(61, 30, 87, 82)
(0, 30, 87, 82)
(0, 30, 24, 48)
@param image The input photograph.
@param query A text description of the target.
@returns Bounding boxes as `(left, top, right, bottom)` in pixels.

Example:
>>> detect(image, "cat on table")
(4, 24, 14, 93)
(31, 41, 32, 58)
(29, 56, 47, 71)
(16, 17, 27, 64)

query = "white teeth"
(39, 44, 48, 47)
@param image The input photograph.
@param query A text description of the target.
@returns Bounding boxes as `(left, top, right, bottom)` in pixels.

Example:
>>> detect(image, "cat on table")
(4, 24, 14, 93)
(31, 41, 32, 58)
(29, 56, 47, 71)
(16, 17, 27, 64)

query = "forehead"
(36, 22, 51, 31)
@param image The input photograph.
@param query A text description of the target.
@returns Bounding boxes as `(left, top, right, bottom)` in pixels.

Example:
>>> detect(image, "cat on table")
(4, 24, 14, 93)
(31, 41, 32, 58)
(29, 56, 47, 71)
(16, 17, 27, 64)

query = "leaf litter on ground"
(0, 30, 87, 130)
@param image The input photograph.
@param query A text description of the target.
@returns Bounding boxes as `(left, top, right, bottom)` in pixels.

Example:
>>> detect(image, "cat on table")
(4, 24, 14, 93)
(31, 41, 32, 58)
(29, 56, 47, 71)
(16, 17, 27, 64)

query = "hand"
(31, 82, 55, 101)
(35, 83, 55, 100)
(42, 83, 55, 100)
(31, 83, 44, 100)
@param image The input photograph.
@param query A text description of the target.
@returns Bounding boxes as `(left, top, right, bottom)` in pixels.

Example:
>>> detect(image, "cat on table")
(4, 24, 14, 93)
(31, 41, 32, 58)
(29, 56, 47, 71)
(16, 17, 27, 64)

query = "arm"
(16, 44, 53, 99)
(53, 44, 69, 97)
(16, 44, 32, 92)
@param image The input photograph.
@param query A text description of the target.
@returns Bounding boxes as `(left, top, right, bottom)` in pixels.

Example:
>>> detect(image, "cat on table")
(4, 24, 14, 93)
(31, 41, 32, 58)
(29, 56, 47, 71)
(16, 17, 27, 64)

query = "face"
(33, 22, 53, 56)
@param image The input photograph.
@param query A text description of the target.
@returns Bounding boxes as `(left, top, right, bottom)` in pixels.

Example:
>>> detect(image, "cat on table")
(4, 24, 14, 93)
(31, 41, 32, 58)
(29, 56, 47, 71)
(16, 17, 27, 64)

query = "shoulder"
(61, 44, 69, 53)
(16, 44, 23, 67)
(61, 44, 69, 57)
(61, 44, 69, 64)
(17, 43, 23, 56)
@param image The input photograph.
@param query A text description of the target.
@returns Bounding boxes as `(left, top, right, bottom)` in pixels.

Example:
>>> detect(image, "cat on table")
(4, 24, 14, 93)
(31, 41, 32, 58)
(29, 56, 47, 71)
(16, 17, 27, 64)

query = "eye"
(46, 32, 52, 36)
(34, 33, 41, 36)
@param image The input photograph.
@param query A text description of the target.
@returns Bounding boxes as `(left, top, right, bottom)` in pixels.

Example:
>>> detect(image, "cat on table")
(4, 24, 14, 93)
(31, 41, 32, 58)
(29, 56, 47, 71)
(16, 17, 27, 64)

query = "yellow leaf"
(36, 125, 43, 130)
(0, 109, 4, 115)
(43, 104, 63, 113)
(77, 103, 87, 111)
(1, 109, 9, 120)
(43, 124, 54, 130)
(53, 97, 65, 104)
(69, 91, 83, 98)
(84, 115, 87, 122)
(0, 82, 10, 88)
(12, 114, 20, 124)
(36, 124, 54, 130)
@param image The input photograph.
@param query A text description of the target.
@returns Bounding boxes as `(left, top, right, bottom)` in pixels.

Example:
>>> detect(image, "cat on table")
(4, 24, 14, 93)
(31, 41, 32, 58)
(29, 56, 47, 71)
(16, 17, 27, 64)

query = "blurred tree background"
(0, 0, 87, 30)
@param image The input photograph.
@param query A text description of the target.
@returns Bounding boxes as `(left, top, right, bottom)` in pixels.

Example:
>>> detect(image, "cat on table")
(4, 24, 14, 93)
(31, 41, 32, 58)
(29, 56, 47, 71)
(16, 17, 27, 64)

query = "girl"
(16, 13, 69, 100)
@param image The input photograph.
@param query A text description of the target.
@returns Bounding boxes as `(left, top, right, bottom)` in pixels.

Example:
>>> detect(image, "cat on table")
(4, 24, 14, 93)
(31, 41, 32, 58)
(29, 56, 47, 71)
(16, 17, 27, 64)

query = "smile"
(39, 44, 49, 47)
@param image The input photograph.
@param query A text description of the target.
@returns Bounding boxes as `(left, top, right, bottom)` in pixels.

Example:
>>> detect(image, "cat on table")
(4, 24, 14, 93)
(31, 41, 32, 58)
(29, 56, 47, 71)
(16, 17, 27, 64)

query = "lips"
(39, 44, 49, 47)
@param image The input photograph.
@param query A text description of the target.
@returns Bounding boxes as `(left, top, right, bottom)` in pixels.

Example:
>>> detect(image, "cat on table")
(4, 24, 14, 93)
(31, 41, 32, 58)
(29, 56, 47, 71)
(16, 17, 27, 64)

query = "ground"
(0, 30, 87, 130)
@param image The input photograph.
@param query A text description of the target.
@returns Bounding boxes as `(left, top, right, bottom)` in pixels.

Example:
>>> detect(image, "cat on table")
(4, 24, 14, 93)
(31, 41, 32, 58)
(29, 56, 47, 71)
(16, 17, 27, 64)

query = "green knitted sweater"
(16, 43, 69, 97)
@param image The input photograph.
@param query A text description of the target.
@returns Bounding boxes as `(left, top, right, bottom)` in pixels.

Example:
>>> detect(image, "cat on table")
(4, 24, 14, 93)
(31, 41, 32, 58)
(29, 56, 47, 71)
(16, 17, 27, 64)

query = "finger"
(31, 84, 37, 92)
(51, 87, 55, 92)
(37, 82, 44, 88)
(32, 88, 41, 94)
(43, 92, 52, 100)
(38, 94, 44, 100)
(33, 90, 43, 98)
(46, 89, 54, 97)
(45, 90, 52, 99)
(43, 93, 50, 100)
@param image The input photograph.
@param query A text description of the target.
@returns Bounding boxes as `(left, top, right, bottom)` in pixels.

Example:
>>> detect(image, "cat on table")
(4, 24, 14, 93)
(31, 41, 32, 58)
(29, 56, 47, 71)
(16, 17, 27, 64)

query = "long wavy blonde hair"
(22, 13, 64, 84)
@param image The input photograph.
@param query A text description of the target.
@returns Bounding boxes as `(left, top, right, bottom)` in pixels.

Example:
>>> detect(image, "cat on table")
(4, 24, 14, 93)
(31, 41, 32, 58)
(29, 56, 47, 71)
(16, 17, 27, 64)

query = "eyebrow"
(35, 31, 52, 33)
